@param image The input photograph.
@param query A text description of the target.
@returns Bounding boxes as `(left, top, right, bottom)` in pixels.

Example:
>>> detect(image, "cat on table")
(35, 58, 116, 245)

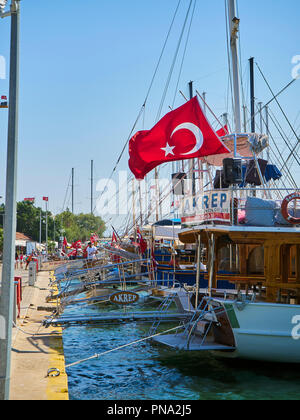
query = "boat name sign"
(110, 291, 140, 305)
(181, 190, 232, 225)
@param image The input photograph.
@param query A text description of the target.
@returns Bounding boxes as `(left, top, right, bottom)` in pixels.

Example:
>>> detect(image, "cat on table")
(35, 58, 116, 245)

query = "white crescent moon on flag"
(171, 123, 204, 155)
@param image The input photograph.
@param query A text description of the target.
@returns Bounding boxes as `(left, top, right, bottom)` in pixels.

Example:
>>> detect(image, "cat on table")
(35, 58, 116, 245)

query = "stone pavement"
(1, 265, 69, 400)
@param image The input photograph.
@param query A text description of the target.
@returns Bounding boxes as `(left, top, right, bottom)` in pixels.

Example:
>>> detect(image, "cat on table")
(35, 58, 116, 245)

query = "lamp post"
(0, 0, 21, 400)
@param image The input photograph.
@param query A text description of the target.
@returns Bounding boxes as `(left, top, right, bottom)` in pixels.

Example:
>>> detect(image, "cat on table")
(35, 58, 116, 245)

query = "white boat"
(152, 0, 300, 363)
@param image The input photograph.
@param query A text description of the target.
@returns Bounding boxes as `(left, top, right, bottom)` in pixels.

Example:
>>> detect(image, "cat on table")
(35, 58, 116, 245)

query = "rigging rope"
(92, 0, 183, 214)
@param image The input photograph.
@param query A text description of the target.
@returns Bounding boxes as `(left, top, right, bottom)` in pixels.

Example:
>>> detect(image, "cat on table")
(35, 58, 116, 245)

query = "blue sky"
(0, 0, 299, 222)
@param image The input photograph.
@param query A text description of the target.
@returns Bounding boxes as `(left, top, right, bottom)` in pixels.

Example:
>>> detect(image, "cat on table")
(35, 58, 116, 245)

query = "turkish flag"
(111, 232, 118, 245)
(72, 240, 82, 249)
(129, 97, 230, 179)
(62, 237, 68, 251)
(216, 125, 229, 137)
(43, 197, 48, 202)
(136, 227, 147, 254)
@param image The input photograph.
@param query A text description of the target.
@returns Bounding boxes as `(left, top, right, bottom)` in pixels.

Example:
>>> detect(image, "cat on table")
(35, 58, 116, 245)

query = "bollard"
(14, 277, 22, 301)
(14, 279, 21, 319)
(38, 255, 42, 270)
(13, 282, 17, 323)
(28, 261, 37, 286)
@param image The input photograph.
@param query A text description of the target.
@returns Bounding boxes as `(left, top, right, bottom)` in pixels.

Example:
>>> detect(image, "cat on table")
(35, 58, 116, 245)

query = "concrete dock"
(4, 265, 69, 400)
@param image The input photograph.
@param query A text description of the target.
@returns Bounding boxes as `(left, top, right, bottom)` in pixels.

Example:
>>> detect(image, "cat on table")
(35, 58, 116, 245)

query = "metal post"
(242, 105, 247, 133)
(265, 105, 270, 161)
(39, 210, 42, 245)
(249, 57, 255, 133)
(228, 0, 242, 133)
(195, 235, 201, 309)
(45, 199, 48, 256)
(208, 234, 215, 298)
(0, 0, 20, 401)
(259, 102, 263, 134)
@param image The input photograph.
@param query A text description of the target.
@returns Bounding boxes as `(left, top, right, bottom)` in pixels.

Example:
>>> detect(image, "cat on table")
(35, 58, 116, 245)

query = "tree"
(0, 202, 106, 245)
(55, 211, 106, 243)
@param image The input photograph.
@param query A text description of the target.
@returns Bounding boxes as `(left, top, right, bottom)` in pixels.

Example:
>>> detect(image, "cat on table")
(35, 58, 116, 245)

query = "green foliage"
(56, 211, 105, 243)
(0, 203, 106, 245)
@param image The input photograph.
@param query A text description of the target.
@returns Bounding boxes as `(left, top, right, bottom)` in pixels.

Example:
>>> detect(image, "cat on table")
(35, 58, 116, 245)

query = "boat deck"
(152, 332, 236, 352)
(44, 311, 192, 327)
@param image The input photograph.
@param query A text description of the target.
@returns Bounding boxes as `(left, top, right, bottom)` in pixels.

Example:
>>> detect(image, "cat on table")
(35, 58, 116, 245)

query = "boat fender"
(281, 193, 300, 225)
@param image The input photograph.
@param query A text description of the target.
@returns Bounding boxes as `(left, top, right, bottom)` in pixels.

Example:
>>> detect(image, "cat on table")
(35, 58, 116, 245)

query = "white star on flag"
(161, 142, 175, 157)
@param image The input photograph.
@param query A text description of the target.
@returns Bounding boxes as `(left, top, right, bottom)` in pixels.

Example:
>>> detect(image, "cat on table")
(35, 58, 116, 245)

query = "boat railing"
(181, 187, 300, 228)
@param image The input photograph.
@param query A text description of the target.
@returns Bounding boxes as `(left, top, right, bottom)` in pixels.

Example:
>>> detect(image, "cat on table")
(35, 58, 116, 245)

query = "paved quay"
(1, 264, 69, 400)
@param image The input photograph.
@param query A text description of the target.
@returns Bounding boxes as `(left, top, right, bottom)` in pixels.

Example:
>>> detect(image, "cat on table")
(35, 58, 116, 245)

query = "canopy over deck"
(178, 224, 300, 245)
(205, 133, 268, 166)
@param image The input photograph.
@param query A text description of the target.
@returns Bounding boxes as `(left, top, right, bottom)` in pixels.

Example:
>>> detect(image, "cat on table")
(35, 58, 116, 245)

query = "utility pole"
(91, 160, 93, 215)
(0, 0, 20, 401)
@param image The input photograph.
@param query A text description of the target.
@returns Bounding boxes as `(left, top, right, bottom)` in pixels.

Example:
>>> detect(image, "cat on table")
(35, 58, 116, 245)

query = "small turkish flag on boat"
(128, 97, 230, 179)
(216, 125, 229, 137)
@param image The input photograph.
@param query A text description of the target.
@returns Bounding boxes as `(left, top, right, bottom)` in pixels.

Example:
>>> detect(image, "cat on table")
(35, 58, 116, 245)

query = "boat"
(151, 0, 300, 363)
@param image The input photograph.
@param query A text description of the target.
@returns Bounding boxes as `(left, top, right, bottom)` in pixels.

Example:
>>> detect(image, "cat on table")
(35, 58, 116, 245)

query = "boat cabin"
(179, 225, 300, 304)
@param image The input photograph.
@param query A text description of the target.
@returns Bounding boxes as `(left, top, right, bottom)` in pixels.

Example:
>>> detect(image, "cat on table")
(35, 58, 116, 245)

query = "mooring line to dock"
(65, 325, 184, 369)
(12, 321, 60, 337)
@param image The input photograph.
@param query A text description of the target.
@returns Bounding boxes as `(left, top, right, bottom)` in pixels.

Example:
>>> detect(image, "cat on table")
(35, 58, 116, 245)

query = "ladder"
(148, 293, 177, 337)
(182, 296, 214, 349)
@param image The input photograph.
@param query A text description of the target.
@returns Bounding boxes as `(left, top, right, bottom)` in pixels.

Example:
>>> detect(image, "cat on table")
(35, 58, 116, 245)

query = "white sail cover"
(205, 133, 269, 166)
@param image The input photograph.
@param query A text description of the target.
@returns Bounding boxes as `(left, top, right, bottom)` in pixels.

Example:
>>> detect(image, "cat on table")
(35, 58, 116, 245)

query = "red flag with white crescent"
(128, 97, 230, 180)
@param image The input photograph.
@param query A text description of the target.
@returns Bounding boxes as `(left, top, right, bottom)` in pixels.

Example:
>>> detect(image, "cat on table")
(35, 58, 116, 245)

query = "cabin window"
(291, 245, 297, 277)
(248, 246, 264, 275)
(218, 245, 239, 273)
(281, 244, 299, 280)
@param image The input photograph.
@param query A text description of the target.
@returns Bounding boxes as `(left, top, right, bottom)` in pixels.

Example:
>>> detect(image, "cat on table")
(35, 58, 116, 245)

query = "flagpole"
(45, 199, 48, 256)
(39, 210, 42, 245)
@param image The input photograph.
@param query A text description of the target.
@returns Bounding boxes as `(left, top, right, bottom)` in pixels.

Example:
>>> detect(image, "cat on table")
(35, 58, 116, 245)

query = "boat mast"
(71, 167, 74, 214)
(249, 57, 256, 132)
(91, 160, 94, 215)
(227, 0, 242, 133)
(188, 81, 196, 196)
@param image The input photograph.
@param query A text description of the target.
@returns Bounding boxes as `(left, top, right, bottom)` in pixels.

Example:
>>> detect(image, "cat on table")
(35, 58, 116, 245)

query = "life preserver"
(281, 193, 300, 225)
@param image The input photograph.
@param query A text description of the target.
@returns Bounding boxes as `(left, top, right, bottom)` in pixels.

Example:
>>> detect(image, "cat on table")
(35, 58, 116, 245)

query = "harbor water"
(61, 283, 300, 401)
